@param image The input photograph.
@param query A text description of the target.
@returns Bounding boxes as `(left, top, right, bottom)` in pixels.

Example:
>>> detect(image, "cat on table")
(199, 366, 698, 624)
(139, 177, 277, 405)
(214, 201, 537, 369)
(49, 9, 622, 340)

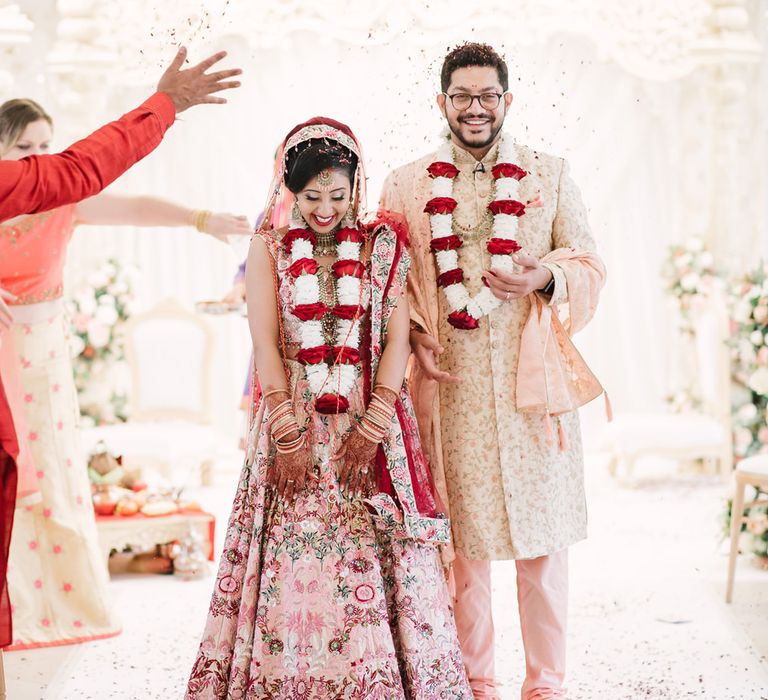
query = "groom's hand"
(482, 253, 552, 301)
(410, 331, 460, 384)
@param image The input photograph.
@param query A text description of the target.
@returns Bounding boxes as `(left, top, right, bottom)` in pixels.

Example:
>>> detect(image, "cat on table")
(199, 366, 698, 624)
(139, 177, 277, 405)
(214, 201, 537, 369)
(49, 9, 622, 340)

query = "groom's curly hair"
(440, 42, 509, 92)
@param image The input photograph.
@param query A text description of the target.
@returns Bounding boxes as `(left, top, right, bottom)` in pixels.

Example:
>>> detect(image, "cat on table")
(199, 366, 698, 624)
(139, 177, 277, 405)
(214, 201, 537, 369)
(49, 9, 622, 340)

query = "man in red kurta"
(0, 45, 241, 649)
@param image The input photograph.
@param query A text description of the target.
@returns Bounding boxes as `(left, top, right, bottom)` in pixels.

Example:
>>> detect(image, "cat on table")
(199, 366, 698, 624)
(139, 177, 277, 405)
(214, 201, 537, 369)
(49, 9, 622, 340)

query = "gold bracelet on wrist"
(192, 209, 212, 234)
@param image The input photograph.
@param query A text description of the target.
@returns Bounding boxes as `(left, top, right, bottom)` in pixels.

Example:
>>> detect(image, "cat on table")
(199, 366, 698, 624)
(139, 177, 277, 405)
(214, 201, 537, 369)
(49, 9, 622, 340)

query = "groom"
(380, 43, 605, 699)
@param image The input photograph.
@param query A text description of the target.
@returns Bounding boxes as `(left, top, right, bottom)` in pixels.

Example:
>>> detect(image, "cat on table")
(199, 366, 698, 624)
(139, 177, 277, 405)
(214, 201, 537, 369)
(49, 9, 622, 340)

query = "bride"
(186, 117, 471, 698)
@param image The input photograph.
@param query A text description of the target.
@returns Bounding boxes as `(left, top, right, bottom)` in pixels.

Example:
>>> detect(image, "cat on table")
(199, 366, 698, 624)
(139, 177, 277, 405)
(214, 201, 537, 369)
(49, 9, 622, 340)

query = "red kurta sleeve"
(0, 92, 176, 221)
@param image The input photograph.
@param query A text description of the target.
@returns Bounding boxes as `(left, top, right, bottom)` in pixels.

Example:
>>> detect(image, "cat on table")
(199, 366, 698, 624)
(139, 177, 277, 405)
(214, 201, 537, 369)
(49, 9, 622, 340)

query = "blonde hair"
(0, 98, 53, 154)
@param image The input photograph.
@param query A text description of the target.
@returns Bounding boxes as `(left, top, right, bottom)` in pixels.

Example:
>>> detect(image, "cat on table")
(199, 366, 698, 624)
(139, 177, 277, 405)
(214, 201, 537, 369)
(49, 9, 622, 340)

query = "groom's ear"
(436, 92, 447, 115)
(504, 92, 513, 113)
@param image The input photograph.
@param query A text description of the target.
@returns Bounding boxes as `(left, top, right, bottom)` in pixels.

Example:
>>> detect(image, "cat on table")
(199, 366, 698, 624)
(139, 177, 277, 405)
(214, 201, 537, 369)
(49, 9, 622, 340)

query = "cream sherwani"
(381, 141, 599, 562)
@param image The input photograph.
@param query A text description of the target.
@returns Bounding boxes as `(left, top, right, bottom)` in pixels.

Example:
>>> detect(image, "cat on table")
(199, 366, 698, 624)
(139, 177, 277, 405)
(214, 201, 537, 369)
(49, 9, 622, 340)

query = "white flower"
(305, 363, 329, 394)
(294, 274, 320, 304)
(98, 294, 116, 307)
(95, 304, 119, 326)
(300, 320, 324, 348)
(699, 251, 714, 268)
(109, 281, 128, 296)
(680, 273, 700, 292)
(68, 334, 86, 358)
(738, 402, 758, 421)
(494, 180, 519, 200)
(336, 241, 360, 261)
(292, 238, 312, 261)
(87, 271, 109, 288)
(493, 214, 519, 237)
(336, 276, 360, 306)
(444, 283, 471, 311)
(336, 319, 360, 347)
(75, 291, 97, 315)
(750, 330, 764, 347)
(87, 320, 110, 348)
(432, 177, 453, 198)
(435, 250, 459, 272)
(490, 255, 515, 274)
(748, 367, 768, 396)
(430, 214, 452, 237)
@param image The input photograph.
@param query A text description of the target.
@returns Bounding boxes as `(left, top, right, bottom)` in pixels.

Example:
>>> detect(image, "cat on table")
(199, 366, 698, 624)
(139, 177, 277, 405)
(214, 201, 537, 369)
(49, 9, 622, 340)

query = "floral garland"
(425, 137, 526, 330)
(284, 225, 367, 414)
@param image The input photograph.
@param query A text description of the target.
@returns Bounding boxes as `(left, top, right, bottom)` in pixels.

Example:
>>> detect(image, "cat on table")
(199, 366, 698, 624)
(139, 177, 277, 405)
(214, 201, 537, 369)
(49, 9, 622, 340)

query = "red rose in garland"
(424, 197, 458, 216)
(427, 162, 460, 179)
(489, 200, 526, 217)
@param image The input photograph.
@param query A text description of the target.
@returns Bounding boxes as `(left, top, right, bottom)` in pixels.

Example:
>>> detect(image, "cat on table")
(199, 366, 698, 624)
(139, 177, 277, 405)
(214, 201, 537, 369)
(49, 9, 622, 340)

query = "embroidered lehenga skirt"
(186, 362, 470, 699)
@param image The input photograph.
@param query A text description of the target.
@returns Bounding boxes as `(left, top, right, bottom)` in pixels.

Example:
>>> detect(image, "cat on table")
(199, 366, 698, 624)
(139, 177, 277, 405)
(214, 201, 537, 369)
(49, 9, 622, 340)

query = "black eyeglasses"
(443, 92, 506, 111)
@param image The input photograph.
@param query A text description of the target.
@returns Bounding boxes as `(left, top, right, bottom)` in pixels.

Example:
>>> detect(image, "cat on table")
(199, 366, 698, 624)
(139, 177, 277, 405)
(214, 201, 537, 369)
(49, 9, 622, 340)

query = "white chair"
(80, 298, 223, 486)
(603, 289, 732, 480)
(725, 455, 768, 603)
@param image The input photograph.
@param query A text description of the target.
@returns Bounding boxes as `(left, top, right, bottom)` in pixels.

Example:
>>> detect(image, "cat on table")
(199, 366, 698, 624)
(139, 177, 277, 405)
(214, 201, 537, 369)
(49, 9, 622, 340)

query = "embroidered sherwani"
(381, 141, 599, 560)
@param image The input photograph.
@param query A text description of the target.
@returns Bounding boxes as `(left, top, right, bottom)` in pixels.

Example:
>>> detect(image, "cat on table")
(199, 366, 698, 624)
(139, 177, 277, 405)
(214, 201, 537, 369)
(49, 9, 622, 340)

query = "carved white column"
(694, 0, 761, 270)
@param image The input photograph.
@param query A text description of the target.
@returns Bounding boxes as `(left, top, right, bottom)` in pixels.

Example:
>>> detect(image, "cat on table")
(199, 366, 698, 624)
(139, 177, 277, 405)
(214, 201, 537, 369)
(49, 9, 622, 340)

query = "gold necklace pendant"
(315, 231, 337, 257)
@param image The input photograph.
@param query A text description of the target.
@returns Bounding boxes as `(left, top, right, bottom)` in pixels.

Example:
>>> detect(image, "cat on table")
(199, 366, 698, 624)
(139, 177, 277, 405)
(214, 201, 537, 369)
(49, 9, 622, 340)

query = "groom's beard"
(447, 110, 505, 150)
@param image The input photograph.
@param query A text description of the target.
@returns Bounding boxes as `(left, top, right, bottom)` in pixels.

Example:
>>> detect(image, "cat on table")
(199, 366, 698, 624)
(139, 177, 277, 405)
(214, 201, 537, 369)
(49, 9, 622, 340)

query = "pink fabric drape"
(516, 249, 608, 423)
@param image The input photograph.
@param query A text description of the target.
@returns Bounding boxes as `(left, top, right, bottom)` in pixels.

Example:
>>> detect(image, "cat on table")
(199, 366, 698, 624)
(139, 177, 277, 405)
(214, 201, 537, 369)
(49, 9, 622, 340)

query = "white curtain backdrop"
(31, 15, 762, 446)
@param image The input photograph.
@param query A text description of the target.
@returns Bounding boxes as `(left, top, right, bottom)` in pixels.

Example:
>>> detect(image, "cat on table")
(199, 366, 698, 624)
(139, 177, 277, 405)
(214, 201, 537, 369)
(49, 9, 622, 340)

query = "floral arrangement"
(728, 262, 768, 461)
(426, 136, 529, 330)
(661, 236, 719, 333)
(286, 225, 368, 414)
(67, 258, 138, 425)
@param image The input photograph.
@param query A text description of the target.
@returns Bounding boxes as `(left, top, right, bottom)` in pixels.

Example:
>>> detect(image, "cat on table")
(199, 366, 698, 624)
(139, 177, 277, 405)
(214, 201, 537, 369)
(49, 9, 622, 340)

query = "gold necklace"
(316, 264, 338, 343)
(315, 231, 337, 257)
(452, 190, 495, 244)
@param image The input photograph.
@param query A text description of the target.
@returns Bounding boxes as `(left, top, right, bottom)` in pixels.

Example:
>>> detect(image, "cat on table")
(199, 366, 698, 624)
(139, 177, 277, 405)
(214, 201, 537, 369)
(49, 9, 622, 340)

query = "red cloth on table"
(0, 90, 175, 647)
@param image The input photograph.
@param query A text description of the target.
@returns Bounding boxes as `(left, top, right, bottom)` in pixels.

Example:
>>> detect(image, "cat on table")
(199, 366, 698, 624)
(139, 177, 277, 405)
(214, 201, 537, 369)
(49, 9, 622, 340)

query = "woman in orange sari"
(0, 98, 250, 649)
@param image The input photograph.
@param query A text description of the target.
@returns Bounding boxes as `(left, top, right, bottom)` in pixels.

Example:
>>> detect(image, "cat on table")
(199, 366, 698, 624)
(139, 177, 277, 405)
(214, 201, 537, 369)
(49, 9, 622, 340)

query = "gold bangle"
(263, 388, 291, 401)
(192, 209, 212, 234)
(373, 383, 399, 399)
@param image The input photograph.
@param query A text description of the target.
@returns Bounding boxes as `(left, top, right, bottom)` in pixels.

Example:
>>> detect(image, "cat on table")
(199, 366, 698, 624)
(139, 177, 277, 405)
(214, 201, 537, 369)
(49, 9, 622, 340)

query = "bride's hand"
(204, 213, 252, 242)
(334, 429, 378, 498)
(269, 430, 314, 502)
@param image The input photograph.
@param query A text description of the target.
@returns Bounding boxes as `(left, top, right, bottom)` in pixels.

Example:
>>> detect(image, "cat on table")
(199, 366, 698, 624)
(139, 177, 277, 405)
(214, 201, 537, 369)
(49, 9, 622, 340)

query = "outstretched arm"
(0, 47, 242, 222)
(75, 193, 251, 241)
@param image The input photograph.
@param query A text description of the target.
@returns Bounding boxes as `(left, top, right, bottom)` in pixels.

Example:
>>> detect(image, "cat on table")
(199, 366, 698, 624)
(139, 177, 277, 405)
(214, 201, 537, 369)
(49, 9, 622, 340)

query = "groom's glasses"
(443, 92, 505, 111)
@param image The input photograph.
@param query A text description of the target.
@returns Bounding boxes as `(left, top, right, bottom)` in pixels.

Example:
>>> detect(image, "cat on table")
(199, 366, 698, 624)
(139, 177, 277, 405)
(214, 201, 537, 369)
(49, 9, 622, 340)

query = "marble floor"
(4, 454, 768, 700)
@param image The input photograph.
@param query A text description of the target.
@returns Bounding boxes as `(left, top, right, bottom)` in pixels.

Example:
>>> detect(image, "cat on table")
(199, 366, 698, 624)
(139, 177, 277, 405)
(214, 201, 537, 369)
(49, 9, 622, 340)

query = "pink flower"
(63, 583, 72, 593)
(56, 421, 64, 431)
(74, 620, 82, 628)
(36, 470, 44, 479)
(43, 508, 51, 518)
(28, 540, 38, 550)
(41, 618, 50, 627)
(34, 579, 42, 589)
(28, 431, 38, 441)
(53, 545, 62, 554)
(24, 393, 33, 403)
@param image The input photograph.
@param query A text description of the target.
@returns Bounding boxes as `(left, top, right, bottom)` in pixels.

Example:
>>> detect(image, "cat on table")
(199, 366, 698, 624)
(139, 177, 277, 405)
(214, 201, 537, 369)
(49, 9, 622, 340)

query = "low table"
(95, 509, 216, 566)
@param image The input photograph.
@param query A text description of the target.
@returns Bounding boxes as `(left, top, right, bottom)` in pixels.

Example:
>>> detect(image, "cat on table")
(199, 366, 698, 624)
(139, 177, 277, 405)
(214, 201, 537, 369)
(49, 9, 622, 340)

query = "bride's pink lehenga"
(186, 136, 470, 696)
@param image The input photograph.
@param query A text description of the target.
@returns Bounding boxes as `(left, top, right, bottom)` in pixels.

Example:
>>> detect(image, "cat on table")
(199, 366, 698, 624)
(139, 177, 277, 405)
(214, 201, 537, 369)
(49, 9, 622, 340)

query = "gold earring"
(291, 201, 301, 222)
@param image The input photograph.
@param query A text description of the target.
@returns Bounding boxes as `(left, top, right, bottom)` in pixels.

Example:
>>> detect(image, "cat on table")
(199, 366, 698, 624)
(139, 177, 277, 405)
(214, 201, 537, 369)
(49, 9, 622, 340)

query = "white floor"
(5, 454, 768, 700)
